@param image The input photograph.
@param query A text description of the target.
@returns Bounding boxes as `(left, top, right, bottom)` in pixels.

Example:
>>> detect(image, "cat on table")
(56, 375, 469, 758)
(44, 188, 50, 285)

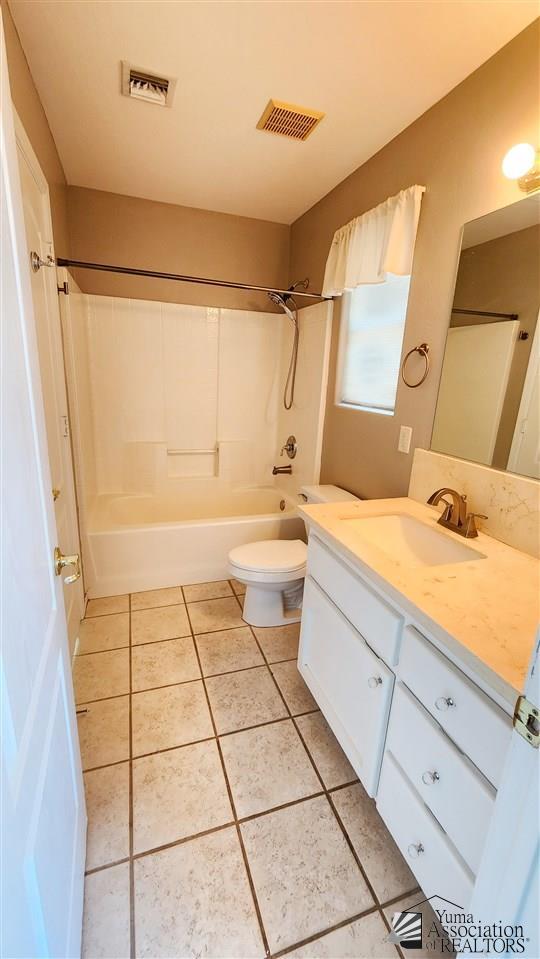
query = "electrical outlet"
(398, 425, 413, 454)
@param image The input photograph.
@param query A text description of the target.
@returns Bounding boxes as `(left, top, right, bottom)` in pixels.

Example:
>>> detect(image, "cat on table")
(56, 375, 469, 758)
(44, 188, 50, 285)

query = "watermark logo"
(387, 911, 423, 950)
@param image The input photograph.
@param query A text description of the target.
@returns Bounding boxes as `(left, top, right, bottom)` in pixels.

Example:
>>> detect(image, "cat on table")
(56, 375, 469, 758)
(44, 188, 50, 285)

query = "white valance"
(322, 184, 425, 297)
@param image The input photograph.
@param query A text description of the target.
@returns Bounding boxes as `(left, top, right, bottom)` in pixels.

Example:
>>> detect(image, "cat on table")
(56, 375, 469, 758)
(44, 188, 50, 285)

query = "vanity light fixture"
(502, 143, 540, 193)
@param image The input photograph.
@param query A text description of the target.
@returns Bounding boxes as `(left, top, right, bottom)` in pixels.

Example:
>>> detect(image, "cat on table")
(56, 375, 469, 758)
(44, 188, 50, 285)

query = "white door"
(0, 15, 86, 959)
(14, 113, 84, 656)
(471, 631, 539, 957)
(508, 320, 540, 479)
(432, 320, 519, 464)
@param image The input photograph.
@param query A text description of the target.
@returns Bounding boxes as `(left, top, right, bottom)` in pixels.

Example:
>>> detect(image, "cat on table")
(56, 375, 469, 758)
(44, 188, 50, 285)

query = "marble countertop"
(299, 497, 540, 707)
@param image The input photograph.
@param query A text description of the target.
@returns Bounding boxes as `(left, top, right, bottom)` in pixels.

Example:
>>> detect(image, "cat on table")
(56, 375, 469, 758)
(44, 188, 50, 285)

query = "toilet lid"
(230, 539, 307, 574)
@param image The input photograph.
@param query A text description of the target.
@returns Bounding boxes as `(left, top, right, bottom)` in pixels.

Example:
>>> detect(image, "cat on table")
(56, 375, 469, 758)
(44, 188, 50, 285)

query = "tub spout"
(272, 465, 292, 475)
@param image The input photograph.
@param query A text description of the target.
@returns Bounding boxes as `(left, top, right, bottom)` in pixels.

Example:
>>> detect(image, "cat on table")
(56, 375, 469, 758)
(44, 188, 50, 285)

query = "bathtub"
(83, 485, 305, 598)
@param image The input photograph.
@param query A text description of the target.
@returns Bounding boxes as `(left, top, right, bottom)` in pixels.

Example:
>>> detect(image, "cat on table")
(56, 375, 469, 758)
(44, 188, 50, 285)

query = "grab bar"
(167, 447, 218, 455)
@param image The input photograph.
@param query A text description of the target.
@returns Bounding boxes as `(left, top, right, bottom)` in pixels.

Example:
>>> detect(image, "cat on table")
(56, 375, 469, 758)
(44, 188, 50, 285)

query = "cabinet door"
(298, 575, 394, 796)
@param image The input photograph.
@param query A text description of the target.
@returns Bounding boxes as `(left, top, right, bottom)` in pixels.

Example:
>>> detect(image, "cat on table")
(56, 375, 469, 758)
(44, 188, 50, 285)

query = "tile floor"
(76, 580, 424, 959)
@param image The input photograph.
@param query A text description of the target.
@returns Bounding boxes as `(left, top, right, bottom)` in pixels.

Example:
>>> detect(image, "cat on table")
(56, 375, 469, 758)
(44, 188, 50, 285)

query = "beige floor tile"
(188, 596, 245, 633)
(383, 894, 451, 957)
(230, 578, 246, 595)
(241, 795, 373, 953)
(131, 585, 184, 610)
(252, 622, 300, 663)
(206, 666, 287, 734)
(195, 626, 263, 676)
(184, 580, 233, 602)
(270, 660, 317, 714)
(85, 594, 129, 618)
(78, 612, 129, 655)
(134, 827, 264, 959)
(287, 912, 397, 958)
(73, 649, 129, 704)
(296, 712, 357, 789)
(131, 637, 200, 692)
(133, 740, 233, 853)
(84, 762, 129, 870)
(77, 696, 129, 771)
(132, 680, 213, 756)
(332, 783, 416, 902)
(131, 604, 190, 645)
(82, 862, 130, 959)
(221, 719, 320, 818)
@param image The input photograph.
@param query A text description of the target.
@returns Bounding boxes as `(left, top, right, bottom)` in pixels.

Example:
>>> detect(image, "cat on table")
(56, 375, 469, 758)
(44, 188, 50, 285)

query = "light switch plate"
(398, 425, 413, 454)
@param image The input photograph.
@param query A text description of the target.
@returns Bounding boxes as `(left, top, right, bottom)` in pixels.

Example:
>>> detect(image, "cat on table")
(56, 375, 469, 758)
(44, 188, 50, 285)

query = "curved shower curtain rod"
(55, 258, 330, 302)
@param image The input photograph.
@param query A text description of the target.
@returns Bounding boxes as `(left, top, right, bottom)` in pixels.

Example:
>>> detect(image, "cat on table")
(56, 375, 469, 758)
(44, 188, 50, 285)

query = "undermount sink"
(342, 513, 487, 568)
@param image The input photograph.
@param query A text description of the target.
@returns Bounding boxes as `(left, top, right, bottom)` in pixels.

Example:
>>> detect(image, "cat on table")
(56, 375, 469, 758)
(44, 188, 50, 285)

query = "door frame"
(507, 316, 540, 474)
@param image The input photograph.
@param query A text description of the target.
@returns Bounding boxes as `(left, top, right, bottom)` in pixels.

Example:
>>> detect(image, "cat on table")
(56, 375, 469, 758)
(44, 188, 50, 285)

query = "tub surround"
(299, 496, 539, 705)
(409, 448, 540, 558)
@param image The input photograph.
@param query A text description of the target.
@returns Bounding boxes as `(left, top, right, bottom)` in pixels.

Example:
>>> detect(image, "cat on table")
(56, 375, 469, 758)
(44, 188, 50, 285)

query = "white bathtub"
(83, 485, 305, 598)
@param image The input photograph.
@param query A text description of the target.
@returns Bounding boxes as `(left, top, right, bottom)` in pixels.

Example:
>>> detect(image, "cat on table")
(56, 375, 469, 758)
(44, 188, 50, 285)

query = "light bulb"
(502, 143, 536, 180)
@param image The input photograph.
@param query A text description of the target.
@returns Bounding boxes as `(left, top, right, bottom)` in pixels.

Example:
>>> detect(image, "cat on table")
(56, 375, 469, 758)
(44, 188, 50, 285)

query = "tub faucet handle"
(280, 435, 297, 459)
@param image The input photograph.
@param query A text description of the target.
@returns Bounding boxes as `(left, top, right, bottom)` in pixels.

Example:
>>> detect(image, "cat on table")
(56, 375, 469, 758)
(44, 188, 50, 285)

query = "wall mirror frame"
(431, 193, 540, 481)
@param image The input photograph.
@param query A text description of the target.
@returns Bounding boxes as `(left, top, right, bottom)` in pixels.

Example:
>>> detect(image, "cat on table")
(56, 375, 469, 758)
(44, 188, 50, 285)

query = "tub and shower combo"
(59, 262, 333, 599)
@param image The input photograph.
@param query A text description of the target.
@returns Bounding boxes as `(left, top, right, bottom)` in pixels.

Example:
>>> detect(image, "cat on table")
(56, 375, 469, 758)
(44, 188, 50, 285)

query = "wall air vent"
(256, 99, 324, 141)
(121, 61, 177, 107)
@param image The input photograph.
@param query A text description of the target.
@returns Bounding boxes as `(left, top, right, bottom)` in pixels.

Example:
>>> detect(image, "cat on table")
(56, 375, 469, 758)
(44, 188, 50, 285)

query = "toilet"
(229, 485, 359, 627)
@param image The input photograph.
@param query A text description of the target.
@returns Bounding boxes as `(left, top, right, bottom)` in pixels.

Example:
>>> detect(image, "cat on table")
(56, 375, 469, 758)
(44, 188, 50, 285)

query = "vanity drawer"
(377, 752, 474, 910)
(307, 535, 402, 666)
(299, 575, 394, 796)
(399, 626, 511, 787)
(386, 683, 495, 875)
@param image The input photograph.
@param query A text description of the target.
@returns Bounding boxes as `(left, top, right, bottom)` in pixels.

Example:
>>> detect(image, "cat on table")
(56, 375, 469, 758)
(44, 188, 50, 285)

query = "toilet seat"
(229, 539, 307, 585)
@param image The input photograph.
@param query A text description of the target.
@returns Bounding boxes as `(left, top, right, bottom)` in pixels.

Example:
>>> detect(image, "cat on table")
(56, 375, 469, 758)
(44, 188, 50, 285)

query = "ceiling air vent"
(256, 99, 324, 141)
(121, 61, 177, 107)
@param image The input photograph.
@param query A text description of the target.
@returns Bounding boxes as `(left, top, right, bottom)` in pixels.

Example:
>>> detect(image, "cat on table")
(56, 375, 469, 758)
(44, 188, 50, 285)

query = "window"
(335, 273, 411, 415)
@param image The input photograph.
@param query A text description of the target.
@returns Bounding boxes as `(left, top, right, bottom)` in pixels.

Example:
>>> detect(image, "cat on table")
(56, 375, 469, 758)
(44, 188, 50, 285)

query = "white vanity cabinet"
(299, 530, 514, 911)
(298, 575, 394, 796)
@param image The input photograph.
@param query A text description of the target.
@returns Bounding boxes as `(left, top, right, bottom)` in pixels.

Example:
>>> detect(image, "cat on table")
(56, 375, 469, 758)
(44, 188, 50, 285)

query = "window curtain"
(322, 184, 425, 297)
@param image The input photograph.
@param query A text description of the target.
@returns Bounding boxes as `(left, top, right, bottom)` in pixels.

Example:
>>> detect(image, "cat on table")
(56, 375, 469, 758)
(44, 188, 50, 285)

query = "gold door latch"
(54, 547, 81, 585)
(513, 695, 540, 748)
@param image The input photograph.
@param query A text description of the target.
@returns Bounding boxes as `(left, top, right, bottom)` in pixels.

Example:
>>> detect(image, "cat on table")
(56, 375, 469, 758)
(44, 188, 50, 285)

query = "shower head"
(268, 290, 297, 324)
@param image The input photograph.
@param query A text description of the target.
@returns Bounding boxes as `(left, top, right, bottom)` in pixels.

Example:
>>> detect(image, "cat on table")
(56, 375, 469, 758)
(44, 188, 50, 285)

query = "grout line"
(269, 904, 382, 959)
(128, 594, 136, 959)
(182, 587, 271, 959)
(77, 642, 130, 656)
(84, 856, 131, 877)
(247, 620, 391, 935)
(129, 633, 192, 650)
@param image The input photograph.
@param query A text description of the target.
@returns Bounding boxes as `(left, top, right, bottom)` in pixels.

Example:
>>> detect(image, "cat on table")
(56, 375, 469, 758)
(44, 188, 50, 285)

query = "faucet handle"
(464, 512, 488, 538)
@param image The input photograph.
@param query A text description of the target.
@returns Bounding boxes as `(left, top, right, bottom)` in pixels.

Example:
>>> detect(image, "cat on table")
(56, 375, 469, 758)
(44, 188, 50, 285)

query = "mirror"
(431, 194, 540, 480)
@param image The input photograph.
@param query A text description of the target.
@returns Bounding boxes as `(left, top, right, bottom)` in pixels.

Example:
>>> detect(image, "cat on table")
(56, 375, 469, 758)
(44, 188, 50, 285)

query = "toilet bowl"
(229, 484, 359, 627)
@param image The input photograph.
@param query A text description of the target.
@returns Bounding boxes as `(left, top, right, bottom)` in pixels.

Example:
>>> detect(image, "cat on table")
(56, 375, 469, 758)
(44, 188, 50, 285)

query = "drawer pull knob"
(407, 842, 425, 859)
(435, 696, 455, 711)
(422, 770, 440, 785)
(368, 676, 383, 688)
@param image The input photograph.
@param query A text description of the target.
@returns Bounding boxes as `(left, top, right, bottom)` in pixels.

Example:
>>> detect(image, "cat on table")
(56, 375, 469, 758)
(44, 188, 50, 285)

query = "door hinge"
(513, 695, 540, 747)
(57, 281, 69, 295)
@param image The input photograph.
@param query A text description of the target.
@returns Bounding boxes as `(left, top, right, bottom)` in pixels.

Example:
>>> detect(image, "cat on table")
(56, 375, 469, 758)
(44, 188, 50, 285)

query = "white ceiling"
(9, 0, 538, 224)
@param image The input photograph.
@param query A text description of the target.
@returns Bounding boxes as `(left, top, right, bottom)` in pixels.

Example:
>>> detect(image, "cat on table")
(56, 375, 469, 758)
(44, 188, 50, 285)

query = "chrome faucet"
(427, 487, 487, 538)
(273, 464, 292, 475)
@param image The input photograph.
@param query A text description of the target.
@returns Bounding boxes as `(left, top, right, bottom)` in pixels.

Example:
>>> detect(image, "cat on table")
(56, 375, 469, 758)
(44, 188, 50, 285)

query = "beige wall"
(450, 225, 539, 470)
(2, 0, 69, 256)
(289, 20, 540, 499)
(66, 187, 290, 311)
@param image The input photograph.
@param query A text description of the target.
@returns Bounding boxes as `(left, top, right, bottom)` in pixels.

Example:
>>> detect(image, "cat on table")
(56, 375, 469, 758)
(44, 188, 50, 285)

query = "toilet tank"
(300, 484, 359, 504)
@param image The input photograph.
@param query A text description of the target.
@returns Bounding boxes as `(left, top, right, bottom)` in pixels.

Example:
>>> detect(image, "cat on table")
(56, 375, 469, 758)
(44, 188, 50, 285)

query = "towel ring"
(401, 342, 430, 388)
